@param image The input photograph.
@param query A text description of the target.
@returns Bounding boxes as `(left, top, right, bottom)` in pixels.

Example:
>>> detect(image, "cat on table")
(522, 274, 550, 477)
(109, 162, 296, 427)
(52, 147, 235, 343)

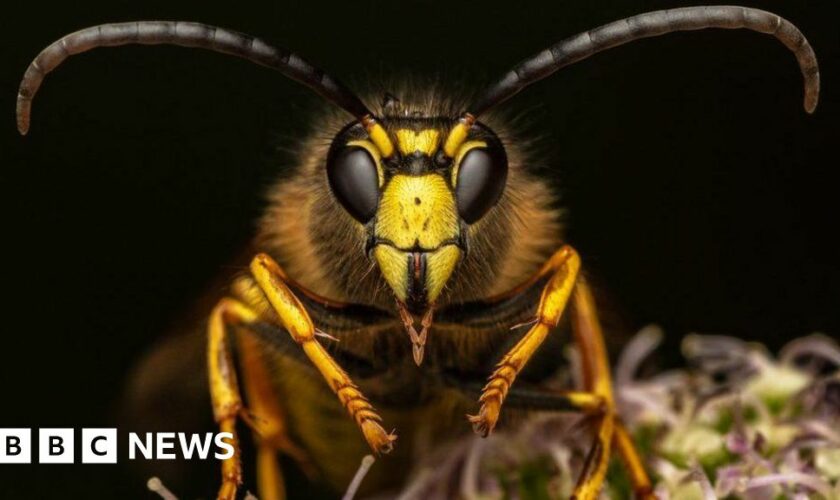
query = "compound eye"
(455, 147, 508, 223)
(327, 146, 380, 223)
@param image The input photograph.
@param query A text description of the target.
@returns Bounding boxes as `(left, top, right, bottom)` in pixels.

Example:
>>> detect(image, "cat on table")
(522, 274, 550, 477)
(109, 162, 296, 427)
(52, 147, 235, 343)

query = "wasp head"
(326, 114, 508, 314)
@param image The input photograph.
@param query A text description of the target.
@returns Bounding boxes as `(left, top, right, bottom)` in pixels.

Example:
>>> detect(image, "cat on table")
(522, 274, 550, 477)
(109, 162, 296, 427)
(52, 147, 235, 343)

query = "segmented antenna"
(470, 6, 819, 115)
(17, 21, 372, 135)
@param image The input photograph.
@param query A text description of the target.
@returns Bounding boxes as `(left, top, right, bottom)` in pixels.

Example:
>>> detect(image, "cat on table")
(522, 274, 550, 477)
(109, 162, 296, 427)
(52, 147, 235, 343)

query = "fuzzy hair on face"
(256, 82, 563, 310)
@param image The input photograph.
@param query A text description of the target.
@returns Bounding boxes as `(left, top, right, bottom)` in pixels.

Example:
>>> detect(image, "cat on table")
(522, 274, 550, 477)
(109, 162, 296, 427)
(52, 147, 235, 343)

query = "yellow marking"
(372, 174, 461, 303)
(373, 244, 462, 304)
(395, 129, 440, 156)
(450, 140, 487, 186)
(347, 139, 384, 187)
(539, 250, 581, 325)
(443, 113, 476, 158)
(565, 391, 605, 413)
(373, 245, 408, 301)
(443, 121, 470, 158)
(374, 174, 458, 249)
(365, 121, 395, 158)
(425, 245, 461, 302)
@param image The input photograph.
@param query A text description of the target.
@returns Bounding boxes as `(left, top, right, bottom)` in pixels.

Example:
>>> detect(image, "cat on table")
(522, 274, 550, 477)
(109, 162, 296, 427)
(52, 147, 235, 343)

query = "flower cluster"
(394, 328, 840, 499)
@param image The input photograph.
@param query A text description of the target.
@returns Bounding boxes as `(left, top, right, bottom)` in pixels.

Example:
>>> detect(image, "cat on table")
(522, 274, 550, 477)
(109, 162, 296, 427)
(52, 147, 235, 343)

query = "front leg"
(468, 245, 580, 435)
(467, 246, 654, 499)
(249, 253, 396, 454)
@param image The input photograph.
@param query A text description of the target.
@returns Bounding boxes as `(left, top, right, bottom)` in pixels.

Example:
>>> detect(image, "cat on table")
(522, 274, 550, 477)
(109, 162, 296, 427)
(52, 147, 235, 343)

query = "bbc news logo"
(0, 429, 234, 464)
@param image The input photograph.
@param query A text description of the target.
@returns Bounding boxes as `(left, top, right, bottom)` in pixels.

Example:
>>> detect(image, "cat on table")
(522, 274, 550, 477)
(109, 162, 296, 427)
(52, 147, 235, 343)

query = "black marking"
(577, 432, 606, 491)
(436, 275, 550, 327)
(370, 237, 463, 253)
(404, 153, 435, 175)
(405, 251, 428, 313)
(245, 319, 383, 379)
(434, 149, 452, 168)
(289, 281, 392, 330)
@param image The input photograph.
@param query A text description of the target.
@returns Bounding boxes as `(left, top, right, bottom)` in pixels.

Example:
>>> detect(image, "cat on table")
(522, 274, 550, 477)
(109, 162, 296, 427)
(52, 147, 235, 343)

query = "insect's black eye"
(455, 147, 508, 224)
(327, 146, 380, 223)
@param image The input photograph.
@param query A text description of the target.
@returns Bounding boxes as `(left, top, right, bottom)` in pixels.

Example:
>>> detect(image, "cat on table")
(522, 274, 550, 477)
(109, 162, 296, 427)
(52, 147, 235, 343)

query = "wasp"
(17, 5, 819, 499)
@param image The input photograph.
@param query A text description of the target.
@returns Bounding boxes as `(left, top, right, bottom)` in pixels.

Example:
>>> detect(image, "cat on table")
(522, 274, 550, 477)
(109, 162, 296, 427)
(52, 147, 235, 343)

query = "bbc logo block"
(39, 428, 74, 464)
(0, 429, 31, 463)
(82, 428, 117, 464)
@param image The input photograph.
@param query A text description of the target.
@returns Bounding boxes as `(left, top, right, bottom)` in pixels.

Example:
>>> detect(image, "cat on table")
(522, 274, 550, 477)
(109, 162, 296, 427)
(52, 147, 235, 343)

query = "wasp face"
(327, 118, 508, 312)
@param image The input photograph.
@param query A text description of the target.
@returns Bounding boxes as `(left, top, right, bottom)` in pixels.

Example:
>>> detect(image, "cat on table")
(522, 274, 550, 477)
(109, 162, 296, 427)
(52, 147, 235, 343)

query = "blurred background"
(1, 0, 837, 497)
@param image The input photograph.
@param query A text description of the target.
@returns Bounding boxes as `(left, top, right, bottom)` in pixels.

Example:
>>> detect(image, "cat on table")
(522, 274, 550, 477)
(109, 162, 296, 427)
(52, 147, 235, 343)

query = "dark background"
(1, 0, 837, 498)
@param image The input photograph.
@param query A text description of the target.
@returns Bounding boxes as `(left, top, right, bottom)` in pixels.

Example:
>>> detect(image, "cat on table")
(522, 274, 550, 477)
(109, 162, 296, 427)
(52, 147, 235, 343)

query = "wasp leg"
(614, 418, 655, 500)
(208, 297, 315, 500)
(467, 245, 653, 500)
(453, 377, 652, 499)
(207, 274, 368, 500)
(207, 297, 260, 500)
(447, 376, 606, 414)
(570, 280, 654, 500)
(249, 253, 396, 456)
(238, 332, 315, 500)
(468, 245, 580, 435)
